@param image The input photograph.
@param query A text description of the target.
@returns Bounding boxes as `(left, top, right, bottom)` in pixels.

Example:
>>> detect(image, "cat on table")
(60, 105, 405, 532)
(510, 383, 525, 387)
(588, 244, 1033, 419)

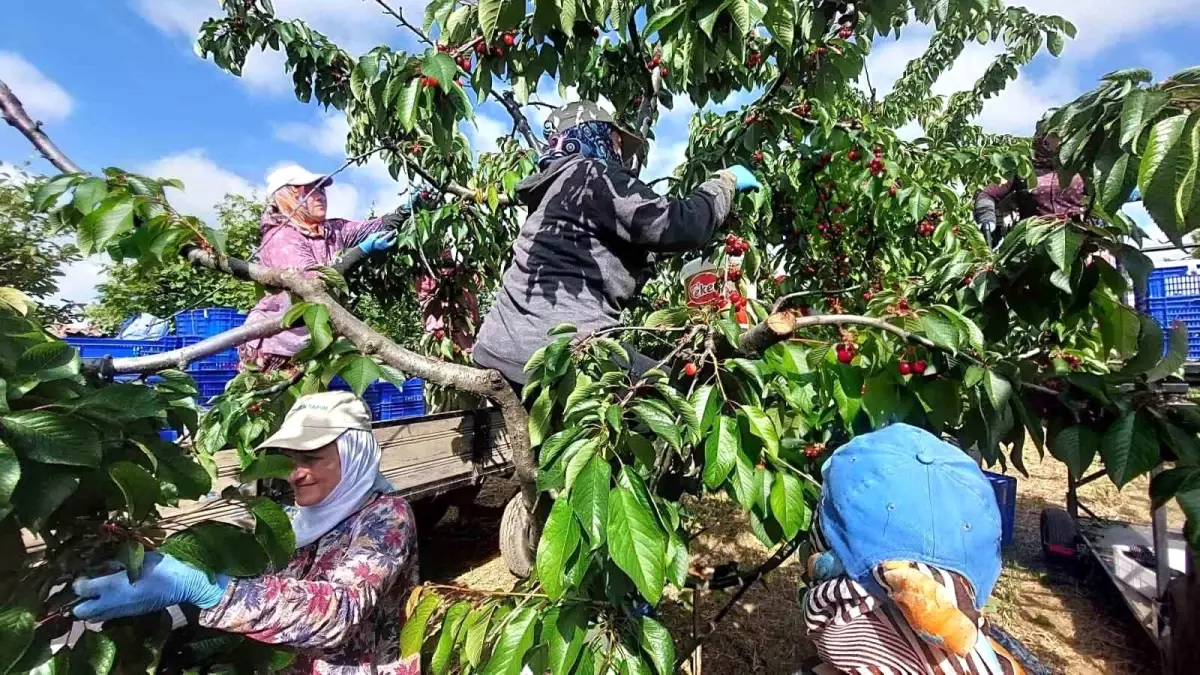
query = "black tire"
(1040, 506, 1078, 561)
(500, 495, 537, 578)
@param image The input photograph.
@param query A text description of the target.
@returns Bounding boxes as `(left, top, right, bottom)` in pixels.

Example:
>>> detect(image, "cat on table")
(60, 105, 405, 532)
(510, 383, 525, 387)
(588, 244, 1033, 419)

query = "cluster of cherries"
(916, 213, 940, 237)
(804, 443, 824, 458)
(725, 234, 751, 255)
(727, 266, 743, 281)
(838, 23, 855, 39)
(418, 75, 440, 88)
(646, 54, 668, 77)
(791, 102, 812, 117)
(866, 148, 887, 177)
(1061, 353, 1083, 369)
(897, 360, 929, 376)
(835, 341, 858, 364)
(746, 50, 763, 68)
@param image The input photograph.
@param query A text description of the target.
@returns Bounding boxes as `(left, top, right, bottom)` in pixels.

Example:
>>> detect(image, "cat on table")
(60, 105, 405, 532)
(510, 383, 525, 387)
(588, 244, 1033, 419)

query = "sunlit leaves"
(607, 468, 666, 605)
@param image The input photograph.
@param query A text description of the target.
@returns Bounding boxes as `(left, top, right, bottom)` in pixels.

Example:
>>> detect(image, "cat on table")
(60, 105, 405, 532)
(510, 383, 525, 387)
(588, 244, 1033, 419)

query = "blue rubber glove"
(807, 551, 846, 582)
(725, 165, 762, 192)
(73, 552, 229, 622)
(358, 229, 398, 254)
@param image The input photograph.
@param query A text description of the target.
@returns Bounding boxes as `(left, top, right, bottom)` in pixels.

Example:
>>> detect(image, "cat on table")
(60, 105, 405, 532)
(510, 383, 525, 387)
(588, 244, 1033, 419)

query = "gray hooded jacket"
(473, 155, 736, 384)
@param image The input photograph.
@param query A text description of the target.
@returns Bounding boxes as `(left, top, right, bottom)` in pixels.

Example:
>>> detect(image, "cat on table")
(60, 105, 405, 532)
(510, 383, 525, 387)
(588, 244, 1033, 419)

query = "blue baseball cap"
(818, 423, 1002, 609)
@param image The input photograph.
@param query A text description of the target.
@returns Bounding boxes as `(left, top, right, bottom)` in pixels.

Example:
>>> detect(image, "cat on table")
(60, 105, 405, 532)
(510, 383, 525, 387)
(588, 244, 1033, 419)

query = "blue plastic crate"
(67, 337, 178, 360)
(193, 371, 236, 401)
(159, 428, 180, 443)
(1146, 266, 1192, 299)
(175, 308, 248, 339)
(984, 471, 1016, 547)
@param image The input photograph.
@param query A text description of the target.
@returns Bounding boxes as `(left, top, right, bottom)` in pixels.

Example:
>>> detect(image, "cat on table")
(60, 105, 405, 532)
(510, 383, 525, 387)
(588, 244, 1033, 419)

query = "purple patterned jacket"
(199, 494, 419, 674)
(243, 216, 386, 358)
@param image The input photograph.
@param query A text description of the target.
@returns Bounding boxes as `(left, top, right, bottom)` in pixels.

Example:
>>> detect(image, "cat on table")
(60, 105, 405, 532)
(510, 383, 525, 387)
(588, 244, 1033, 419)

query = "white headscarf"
(290, 428, 394, 548)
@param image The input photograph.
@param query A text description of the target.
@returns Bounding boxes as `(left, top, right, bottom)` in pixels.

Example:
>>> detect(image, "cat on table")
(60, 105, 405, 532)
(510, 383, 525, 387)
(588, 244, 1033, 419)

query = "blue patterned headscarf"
(537, 120, 619, 170)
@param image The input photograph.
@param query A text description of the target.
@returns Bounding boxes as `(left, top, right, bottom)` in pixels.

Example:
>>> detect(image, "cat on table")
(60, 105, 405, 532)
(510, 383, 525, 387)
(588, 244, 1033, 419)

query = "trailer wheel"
(500, 495, 537, 578)
(1040, 506, 1079, 562)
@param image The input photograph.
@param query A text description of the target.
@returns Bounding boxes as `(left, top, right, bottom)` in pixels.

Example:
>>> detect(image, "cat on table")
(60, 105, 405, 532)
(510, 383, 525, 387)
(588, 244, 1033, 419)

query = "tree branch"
(0, 79, 82, 174)
(675, 536, 803, 669)
(371, 0, 434, 47)
(400, 151, 511, 206)
(97, 319, 284, 375)
(496, 91, 544, 151)
(772, 285, 861, 312)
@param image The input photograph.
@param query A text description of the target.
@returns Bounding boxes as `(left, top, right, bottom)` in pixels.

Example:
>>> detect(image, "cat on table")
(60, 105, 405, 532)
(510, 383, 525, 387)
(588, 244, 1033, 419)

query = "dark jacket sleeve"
(973, 181, 1013, 227)
(596, 164, 737, 253)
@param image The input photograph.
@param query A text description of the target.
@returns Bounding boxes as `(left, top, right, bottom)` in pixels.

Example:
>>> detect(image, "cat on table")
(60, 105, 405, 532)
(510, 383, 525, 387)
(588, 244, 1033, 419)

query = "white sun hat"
(265, 166, 333, 198)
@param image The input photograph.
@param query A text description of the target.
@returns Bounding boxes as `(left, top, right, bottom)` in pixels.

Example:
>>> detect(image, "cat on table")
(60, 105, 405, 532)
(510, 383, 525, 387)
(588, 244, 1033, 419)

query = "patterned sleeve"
(333, 217, 388, 250)
(198, 497, 417, 650)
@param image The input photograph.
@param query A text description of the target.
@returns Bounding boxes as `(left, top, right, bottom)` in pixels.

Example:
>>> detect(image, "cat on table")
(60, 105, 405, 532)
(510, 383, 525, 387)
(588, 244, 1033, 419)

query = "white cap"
(265, 166, 332, 198)
(255, 391, 371, 452)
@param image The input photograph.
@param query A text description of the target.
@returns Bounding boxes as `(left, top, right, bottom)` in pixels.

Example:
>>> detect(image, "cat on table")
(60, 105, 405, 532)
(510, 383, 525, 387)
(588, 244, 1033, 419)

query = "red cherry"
(913, 360, 928, 375)
(752, 151, 764, 163)
(503, 34, 516, 46)
(889, 184, 899, 196)
(840, 27, 854, 39)
(659, 66, 669, 76)
(651, 55, 661, 66)
(836, 346, 853, 364)
(863, 292, 872, 301)
(729, 291, 744, 304)
(684, 363, 698, 377)
(728, 267, 743, 281)
(744, 113, 757, 126)
(816, 46, 827, 56)
(425, 76, 439, 87)
(805, 445, 822, 458)
(847, 149, 861, 161)
(898, 298, 910, 311)
(493, 47, 504, 57)
(735, 308, 749, 323)
(475, 42, 487, 55)
(899, 361, 913, 376)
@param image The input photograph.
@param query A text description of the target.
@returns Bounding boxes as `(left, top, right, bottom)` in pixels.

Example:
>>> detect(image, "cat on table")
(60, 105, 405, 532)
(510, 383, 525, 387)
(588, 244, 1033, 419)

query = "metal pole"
(1150, 466, 1172, 650)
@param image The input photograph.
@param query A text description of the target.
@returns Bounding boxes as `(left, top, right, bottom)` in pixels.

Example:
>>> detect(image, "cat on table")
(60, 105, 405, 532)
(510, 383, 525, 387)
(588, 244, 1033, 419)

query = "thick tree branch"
(99, 319, 284, 375)
(496, 91, 544, 151)
(0, 79, 82, 174)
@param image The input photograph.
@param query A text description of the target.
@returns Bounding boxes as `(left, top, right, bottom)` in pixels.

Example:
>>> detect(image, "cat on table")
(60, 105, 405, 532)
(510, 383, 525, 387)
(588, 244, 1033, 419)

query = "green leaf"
(763, 1, 795, 52)
(546, 606, 586, 675)
(158, 521, 270, 577)
(536, 497, 581, 599)
(984, 371, 1013, 411)
(77, 383, 160, 420)
(1050, 425, 1099, 480)
(740, 405, 779, 460)
(934, 305, 984, 353)
(396, 78, 422, 132)
(17, 341, 74, 374)
(558, 0, 577, 34)
(1147, 321, 1188, 382)
(109, 461, 159, 522)
(478, 0, 503, 39)
(570, 454, 610, 547)
(642, 5, 684, 37)
(462, 607, 493, 668)
(922, 313, 960, 351)
(336, 355, 381, 396)
(151, 440, 210, 500)
(768, 471, 808, 540)
(482, 607, 537, 675)
(1150, 467, 1200, 510)
(1102, 412, 1160, 488)
(303, 304, 333, 354)
(431, 602, 471, 675)
(11, 468, 78, 531)
(69, 630, 116, 675)
(399, 593, 439, 658)
(1138, 112, 1199, 245)
(248, 497, 295, 570)
(1122, 314, 1165, 377)
(632, 401, 682, 451)
(0, 605, 35, 675)
(0, 411, 100, 467)
(1047, 30, 1064, 57)
(33, 173, 78, 210)
(529, 387, 553, 447)
(703, 415, 739, 489)
(1045, 225, 1082, 272)
(0, 441, 17, 505)
(607, 469, 667, 605)
(1120, 89, 1171, 150)
(423, 52, 458, 94)
(239, 453, 295, 482)
(78, 196, 135, 256)
(638, 617, 675, 675)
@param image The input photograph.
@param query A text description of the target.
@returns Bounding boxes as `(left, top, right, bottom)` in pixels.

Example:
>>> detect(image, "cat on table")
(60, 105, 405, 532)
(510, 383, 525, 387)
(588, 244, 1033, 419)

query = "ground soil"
(418, 454, 1178, 675)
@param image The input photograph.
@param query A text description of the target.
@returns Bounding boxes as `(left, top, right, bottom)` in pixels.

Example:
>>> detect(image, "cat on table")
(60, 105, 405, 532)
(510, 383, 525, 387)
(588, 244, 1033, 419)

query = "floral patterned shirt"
(199, 494, 419, 675)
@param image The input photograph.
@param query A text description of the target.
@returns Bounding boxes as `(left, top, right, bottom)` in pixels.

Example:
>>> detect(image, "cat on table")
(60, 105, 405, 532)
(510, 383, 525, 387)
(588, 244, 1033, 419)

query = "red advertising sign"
(686, 270, 722, 307)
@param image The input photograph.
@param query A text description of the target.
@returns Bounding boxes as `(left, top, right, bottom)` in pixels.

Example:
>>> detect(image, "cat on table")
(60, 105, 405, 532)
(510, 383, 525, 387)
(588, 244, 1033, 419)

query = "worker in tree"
(973, 134, 1085, 248)
(799, 424, 1047, 675)
(238, 167, 406, 373)
(473, 101, 762, 391)
(73, 392, 420, 675)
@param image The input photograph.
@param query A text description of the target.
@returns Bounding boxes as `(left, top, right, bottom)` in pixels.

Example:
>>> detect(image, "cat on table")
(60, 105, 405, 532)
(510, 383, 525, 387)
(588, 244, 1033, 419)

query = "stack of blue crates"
(1143, 267, 1200, 360)
(68, 307, 425, 421)
(983, 471, 1017, 547)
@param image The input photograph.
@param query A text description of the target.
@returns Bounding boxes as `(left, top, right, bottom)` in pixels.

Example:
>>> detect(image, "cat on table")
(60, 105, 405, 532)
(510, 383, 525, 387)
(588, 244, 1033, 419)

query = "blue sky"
(2, 0, 1199, 305)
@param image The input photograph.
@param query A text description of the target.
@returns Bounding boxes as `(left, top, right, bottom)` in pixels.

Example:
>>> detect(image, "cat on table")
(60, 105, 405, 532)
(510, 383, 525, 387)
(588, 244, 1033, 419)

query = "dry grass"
(419, 453, 1175, 675)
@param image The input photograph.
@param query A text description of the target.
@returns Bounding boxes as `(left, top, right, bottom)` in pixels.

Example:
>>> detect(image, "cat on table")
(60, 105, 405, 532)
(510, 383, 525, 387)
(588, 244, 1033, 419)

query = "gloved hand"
(725, 165, 762, 192)
(358, 229, 398, 254)
(73, 552, 229, 622)
(806, 551, 846, 582)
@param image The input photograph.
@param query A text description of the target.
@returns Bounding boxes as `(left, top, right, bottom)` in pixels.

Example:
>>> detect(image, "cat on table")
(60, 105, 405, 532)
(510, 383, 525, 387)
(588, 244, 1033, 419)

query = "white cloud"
(275, 112, 350, 157)
(140, 149, 257, 224)
(467, 114, 513, 156)
(52, 257, 107, 305)
(0, 52, 74, 122)
(1015, 0, 1200, 60)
